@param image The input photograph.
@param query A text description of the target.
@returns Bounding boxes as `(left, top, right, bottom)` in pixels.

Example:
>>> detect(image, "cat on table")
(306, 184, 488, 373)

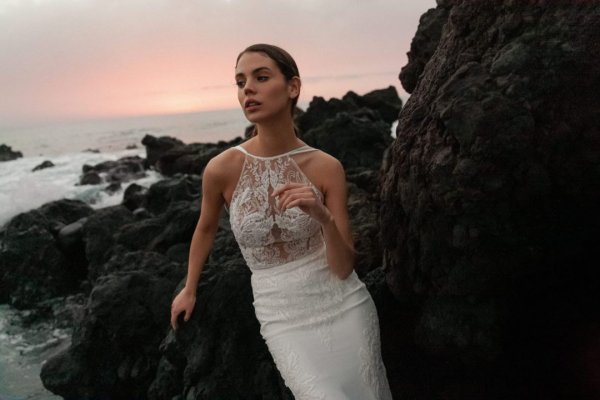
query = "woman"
(170, 43, 393, 399)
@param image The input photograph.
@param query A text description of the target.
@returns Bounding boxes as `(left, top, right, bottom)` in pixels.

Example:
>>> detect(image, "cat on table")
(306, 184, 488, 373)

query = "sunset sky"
(0, 0, 437, 126)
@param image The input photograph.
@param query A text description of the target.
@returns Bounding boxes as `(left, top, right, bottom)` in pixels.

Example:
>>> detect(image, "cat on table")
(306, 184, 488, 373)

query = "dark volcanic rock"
(148, 258, 292, 400)
(399, 2, 451, 94)
(115, 201, 199, 255)
(142, 135, 244, 177)
(342, 86, 402, 123)
(347, 181, 382, 277)
(40, 251, 186, 400)
(154, 143, 221, 176)
(32, 160, 55, 171)
(145, 174, 201, 215)
(82, 205, 135, 277)
(141, 135, 185, 167)
(0, 144, 23, 161)
(79, 171, 101, 185)
(298, 86, 402, 133)
(302, 108, 394, 171)
(0, 199, 94, 307)
(79, 155, 146, 185)
(380, 2, 600, 399)
(297, 96, 355, 134)
(122, 183, 149, 211)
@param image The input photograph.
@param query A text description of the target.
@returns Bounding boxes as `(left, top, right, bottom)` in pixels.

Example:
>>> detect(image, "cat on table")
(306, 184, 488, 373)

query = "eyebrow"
(235, 66, 272, 79)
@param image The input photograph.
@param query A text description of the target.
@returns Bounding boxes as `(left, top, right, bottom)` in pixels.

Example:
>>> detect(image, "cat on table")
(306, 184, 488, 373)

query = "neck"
(253, 114, 301, 153)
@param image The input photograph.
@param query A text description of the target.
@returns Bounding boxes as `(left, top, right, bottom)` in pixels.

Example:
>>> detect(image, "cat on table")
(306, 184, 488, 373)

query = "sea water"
(0, 108, 249, 227)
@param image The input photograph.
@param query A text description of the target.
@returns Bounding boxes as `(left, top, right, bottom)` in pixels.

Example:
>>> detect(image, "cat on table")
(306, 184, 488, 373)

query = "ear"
(288, 76, 301, 99)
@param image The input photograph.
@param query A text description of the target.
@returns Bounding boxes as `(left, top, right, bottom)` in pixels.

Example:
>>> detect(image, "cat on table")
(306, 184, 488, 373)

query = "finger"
(280, 190, 313, 207)
(280, 193, 314, 211)
(275, 185, 312, 206)
(171, 313, 177, 330)
(286, 197, 316, 208)
(271, 182, 306, 197)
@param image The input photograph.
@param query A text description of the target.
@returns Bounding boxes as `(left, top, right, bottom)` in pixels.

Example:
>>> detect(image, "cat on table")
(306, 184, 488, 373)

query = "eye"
(257, 76, 269, 82)
(235, 80, 245, 88)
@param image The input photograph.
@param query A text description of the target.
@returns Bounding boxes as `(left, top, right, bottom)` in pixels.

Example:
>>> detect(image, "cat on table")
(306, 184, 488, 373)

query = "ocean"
(0, 107, 250, 228)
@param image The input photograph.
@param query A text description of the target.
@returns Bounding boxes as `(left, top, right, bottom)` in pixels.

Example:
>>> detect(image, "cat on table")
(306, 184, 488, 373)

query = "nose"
(243, 82, 256, 95)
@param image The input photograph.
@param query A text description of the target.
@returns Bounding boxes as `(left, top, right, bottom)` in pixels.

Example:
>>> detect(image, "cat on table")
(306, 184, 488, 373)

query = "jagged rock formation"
(0, 200, 94, 307)
(380, 1, 600, 398)
(79, 156, 146, 186)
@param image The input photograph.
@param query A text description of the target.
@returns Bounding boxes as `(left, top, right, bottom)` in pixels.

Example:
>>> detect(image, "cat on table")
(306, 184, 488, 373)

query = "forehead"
(235, 52, 278, 75)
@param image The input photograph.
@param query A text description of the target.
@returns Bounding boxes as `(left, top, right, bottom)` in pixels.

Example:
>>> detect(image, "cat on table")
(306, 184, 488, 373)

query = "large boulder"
(0, 199, 94, 308)
(141, 135, 243, 176)
(380, 1, 600, 398)
(298, 86, 402, 134)
(302, 109, 394, 171)
(141, 135, 185, 168)
(144, 174, 201, 215)
(148, 258, 293, 400)
(79, 155, 146, 186)
(40, 251, 186, 400)
(115, 201, 199, 255)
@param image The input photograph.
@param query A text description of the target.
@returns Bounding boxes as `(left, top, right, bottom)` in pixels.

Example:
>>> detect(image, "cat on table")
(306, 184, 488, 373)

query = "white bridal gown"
(224, 143, 393, 400)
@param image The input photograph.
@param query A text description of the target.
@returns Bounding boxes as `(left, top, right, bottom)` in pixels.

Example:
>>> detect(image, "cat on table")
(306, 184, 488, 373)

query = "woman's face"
(235, 51, 297, 124)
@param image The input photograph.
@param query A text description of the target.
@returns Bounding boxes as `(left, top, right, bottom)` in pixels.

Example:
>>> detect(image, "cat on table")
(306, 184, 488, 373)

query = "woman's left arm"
(272, 157, 357, 280)
(318, 158, 357, 280)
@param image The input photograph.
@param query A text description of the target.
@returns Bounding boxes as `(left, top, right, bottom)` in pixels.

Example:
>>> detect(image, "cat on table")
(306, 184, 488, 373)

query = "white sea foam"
(0, 149, 162, 228)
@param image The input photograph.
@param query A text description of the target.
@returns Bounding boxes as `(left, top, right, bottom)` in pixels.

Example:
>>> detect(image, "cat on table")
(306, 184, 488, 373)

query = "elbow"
(197, 221, 219, 236)
(337, 260, 355, 280)
(339, 270, 353, 280)
(341, 253, 356, 280)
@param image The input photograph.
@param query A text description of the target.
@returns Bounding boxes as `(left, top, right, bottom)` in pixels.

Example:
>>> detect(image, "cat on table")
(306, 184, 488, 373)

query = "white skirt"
(250, 244, 394, 400)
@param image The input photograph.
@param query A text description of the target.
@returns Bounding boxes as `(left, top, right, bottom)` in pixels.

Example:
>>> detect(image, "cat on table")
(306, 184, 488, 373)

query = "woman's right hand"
(170, 287, 196, 331)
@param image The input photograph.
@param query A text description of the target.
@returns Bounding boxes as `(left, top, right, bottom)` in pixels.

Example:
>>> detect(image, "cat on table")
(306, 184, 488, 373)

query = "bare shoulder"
(305, 149, 345, 196)
(202, 147, 243, 190)
(310, 148, 345, 175)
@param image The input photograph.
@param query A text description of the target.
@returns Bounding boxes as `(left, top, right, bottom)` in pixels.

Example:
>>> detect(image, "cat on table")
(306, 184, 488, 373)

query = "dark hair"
(236, 43, 301, 137)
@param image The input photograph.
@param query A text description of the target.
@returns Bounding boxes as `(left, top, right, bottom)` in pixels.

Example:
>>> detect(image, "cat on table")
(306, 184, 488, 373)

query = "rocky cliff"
(380, 1, 600, 398)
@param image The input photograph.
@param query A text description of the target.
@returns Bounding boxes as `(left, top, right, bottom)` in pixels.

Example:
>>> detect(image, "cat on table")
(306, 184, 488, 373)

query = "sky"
(0, 0, 437, 126)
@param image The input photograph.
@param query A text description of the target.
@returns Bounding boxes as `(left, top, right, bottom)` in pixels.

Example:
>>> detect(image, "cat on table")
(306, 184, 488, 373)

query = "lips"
(245, 99, 261, 108)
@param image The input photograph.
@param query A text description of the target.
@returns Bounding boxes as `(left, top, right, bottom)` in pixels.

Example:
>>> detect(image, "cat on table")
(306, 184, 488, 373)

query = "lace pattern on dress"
(359, 302, 394, 400)
(267, 338, 328, 400)
(229, 146, 326, 270)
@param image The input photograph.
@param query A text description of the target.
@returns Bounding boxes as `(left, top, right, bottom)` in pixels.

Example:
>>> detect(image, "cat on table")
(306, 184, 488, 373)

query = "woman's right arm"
(171, 156, 225, 330)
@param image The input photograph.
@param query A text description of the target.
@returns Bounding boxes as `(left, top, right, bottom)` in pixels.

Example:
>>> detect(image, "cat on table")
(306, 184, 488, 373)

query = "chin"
(243, 111, 269, 124)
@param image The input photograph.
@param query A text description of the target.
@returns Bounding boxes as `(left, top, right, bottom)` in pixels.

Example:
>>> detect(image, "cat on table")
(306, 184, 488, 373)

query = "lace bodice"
(225, 144, 326, 270)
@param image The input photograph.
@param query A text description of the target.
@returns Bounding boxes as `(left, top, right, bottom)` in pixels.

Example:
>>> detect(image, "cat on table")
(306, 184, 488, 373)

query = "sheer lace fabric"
(228, 145, 325, 270)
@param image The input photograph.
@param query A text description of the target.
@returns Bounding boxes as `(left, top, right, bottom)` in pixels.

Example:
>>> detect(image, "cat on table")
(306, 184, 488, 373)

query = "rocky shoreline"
(2, 1, 600, 398)
(1, 87, 400, 399)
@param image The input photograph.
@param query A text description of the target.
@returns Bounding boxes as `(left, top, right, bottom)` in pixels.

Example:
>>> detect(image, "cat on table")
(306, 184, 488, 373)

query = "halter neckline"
(234, 144, 313, 159)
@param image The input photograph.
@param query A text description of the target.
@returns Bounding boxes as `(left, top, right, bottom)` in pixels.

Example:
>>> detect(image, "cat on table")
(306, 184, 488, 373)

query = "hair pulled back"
(236, 43, 301, 137)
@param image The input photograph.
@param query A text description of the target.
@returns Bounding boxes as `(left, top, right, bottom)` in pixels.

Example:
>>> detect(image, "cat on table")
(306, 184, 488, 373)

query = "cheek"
(266, 84, 289, 104)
